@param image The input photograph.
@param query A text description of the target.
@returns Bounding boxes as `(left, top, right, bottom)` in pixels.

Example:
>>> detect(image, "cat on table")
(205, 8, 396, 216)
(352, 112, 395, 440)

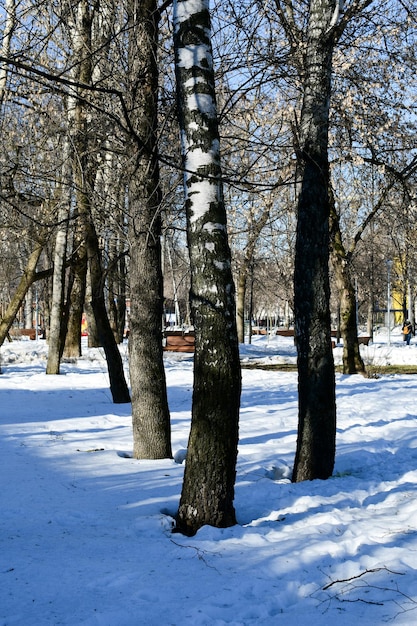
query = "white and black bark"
(0, 0, 16, 109)
(127, 0, 172, 458)
(173, 0, 241, 535)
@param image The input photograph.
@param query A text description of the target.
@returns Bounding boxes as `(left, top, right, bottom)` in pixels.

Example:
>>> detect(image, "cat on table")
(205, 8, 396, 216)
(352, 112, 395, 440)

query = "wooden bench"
(164, 331, 195, 353)
(276, 329, 295, 337)
(10, 328, 36, 340)
(332, 336, 371, 347)
(273, 328, 370, 347)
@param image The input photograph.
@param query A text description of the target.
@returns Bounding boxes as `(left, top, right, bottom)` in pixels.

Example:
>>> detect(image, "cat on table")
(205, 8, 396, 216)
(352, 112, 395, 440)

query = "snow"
(187, 180, 219, 224)
(185, 92, 216, 117)
(1, 329, 417, 625)
(174, 0, 210, 27)
(177, 44, 213, 72)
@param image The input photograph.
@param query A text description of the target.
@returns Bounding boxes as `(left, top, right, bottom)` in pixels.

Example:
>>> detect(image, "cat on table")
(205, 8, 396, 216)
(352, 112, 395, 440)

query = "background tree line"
(0, 0, 416, 534)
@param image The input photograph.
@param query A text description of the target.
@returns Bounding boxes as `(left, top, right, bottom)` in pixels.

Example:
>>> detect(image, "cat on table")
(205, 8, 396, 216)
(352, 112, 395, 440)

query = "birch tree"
(46, 107, 73, 373)
(173, 0, 241, 535)
(0, 0, 16, 109)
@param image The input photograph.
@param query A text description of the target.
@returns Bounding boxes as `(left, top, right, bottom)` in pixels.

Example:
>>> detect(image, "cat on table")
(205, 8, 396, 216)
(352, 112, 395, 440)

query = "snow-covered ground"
(1, 329, 417, 625)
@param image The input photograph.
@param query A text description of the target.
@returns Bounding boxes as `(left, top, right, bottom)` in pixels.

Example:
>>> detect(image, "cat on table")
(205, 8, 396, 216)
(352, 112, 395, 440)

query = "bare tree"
(46, 110, 74, 372)
(291, 0, 338, 482)
(0, 0, 16, 109)
(126, 0, 172, 457)
(0, 233, 47, 346)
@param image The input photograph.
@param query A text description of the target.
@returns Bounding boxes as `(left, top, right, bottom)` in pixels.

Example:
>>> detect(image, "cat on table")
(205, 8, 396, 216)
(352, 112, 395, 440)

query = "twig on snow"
(323, 566, 404, 590)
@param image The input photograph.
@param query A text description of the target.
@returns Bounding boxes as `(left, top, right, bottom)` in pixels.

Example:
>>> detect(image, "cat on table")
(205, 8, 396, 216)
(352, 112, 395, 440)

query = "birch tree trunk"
(292, 0, 337, 482)
(62, 3, 88, 360)
(0, 0, 16, 109)
(127, 0, 172, 457)
(116, 250, 127, 342)
(46, 133, 72, 374)
(174, 0, 241, 535)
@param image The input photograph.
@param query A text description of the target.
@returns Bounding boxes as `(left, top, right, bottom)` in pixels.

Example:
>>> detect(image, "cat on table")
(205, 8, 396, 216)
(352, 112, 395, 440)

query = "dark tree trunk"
(330, 199, 365, 374)
(236, 206, 270, 343)
(292, 0, 337, 482)
(86, 215, 131, 403)
(107, 234, 124, 343)
(340, 280, 365, 374)
(174, 0, 241, 536)
(71, 0, 130, 404)
(116, 251, 127, 342)
(63, 257, 86, 359)
(127, 0, 172, 458)
(85, 275, 100, 348)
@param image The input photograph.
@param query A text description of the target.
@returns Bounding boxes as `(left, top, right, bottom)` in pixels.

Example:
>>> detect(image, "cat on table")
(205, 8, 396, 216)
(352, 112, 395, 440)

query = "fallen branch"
(323, 566, 404, 590)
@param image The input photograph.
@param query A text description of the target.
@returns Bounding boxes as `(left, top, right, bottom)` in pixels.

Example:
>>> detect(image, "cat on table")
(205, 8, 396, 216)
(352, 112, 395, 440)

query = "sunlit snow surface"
(1, 330, 417, 625)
